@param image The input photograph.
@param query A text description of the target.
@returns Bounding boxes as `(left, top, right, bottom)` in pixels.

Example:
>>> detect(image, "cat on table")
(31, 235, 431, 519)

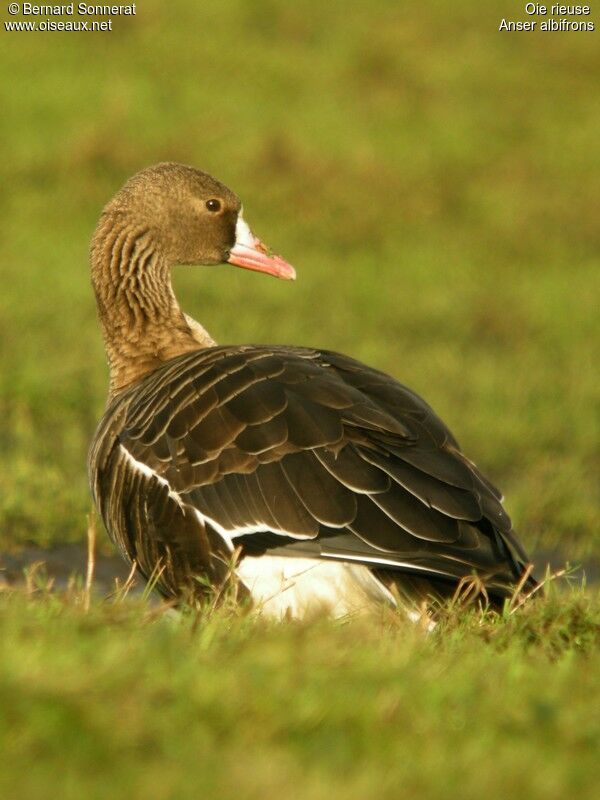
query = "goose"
(88, 163, 536, 619)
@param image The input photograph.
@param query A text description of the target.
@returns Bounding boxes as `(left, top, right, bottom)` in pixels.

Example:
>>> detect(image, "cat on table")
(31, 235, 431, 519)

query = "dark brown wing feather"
(89, 345, 534, 601)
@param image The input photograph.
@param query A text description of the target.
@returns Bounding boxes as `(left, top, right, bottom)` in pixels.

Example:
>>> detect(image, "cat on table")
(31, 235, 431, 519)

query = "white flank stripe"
(191, 508, 318, 552)
(320, 550, 456, 579)
(119, 445, 185, 509)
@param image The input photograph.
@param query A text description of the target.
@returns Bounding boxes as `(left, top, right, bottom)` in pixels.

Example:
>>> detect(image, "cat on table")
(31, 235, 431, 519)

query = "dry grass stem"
(84, 510, 97, 612)
(508, 566, 568, 616)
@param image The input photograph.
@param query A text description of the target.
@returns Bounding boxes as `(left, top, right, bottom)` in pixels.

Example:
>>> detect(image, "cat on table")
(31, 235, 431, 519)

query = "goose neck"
(91, 209, 213, 396)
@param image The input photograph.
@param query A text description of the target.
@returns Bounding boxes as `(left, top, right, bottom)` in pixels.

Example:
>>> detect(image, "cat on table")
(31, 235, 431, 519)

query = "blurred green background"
(1, 6, 600, 800)
(0, 0, 598, 558)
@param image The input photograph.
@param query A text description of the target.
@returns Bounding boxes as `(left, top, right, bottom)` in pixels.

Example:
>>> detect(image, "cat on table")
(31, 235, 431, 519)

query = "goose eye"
(206, 199, 221, 213)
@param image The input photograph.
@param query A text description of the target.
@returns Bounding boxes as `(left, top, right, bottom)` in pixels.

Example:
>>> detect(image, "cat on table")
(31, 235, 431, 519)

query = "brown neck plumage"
(91, 208, 214, 397)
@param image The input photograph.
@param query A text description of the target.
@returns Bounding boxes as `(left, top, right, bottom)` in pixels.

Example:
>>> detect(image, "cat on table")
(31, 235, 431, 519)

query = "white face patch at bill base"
(234, 212, 258, 249)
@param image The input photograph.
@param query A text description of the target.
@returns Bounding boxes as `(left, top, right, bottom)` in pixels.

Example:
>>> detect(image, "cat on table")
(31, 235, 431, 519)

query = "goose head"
(102, 162, 296, 280)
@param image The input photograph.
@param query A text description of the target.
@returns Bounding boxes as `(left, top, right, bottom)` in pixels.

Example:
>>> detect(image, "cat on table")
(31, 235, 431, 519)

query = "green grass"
(1, 3, 599, 798)
(1, 0, 598, 556)
(1, 584, 599, 800)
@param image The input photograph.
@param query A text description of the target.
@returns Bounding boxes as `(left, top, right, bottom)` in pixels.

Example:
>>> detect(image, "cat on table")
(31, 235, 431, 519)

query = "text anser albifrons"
(88, 163, 535, 618)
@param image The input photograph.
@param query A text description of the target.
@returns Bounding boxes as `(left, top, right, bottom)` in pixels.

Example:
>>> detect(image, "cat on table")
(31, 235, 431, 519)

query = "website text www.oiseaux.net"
(5, 3, 136, 32)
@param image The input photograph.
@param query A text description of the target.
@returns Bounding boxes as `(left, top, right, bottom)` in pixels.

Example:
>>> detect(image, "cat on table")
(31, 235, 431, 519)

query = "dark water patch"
(0, 543, 144, 596)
